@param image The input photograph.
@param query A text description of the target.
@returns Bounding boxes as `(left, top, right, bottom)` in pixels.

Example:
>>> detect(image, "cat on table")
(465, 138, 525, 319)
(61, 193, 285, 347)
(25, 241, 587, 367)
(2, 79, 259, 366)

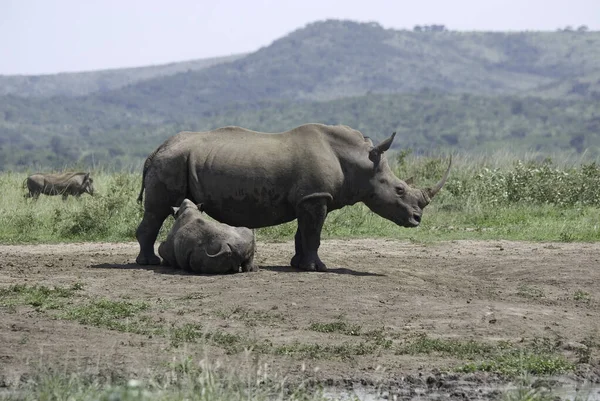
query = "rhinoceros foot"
(291, 254, 327, 272)
(136, 253, 161, 266)
(290, 254, 301, 269)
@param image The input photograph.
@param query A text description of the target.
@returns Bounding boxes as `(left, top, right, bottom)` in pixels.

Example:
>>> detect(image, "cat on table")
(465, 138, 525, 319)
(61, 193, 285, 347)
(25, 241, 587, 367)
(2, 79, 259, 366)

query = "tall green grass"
(2, 355, 334, 401)
(2, 152, 600, 244)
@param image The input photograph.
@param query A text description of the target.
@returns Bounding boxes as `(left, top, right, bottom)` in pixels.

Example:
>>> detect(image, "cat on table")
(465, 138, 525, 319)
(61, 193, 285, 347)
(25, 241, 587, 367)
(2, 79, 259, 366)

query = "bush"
(446, 159, 600, 207)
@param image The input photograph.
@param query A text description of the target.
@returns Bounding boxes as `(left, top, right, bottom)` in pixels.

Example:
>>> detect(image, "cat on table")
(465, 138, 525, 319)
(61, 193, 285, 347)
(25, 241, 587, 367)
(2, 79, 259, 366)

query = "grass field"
(2, 152, 600, 245)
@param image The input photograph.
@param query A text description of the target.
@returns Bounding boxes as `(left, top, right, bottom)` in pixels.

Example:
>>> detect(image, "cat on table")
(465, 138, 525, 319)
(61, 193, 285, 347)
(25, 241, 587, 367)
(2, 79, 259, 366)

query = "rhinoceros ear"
(369, 132, 396, 162)
(84, 173, 90, 182)
(196, 203, 205, 213)
(405, 176, 414, 186)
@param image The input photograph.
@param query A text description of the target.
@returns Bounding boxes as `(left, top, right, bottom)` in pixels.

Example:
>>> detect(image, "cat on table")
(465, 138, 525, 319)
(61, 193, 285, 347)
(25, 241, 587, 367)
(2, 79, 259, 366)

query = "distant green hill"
(0, 54, 245, 97)
(2, 91, 599, 171)
(1, 19, 600, 171)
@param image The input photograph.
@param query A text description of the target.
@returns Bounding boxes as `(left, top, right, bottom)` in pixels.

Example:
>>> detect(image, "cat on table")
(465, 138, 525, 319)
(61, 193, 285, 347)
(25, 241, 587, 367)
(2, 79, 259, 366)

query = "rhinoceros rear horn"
(425, 156, 452, 200)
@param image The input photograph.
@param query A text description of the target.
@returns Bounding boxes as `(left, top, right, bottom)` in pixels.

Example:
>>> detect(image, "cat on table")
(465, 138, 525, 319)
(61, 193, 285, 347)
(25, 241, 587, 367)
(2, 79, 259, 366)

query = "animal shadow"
(90, 262, 193, 276)
(260, 265, 386, 277)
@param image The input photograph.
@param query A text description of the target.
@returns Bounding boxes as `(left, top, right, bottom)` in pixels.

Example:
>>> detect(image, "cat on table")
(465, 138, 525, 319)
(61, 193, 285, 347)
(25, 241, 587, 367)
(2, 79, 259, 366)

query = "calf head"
(363, 132, 451, 228)
(171, 199, 204, 218)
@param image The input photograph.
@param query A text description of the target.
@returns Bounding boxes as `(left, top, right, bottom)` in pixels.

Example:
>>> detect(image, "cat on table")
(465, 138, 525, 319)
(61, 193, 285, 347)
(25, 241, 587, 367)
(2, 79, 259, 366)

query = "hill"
(0, 54, 245, 98)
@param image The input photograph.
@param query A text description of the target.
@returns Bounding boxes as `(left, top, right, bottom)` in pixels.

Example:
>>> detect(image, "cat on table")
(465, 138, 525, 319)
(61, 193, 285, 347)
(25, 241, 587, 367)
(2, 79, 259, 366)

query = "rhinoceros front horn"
(425, 156, 452, 200)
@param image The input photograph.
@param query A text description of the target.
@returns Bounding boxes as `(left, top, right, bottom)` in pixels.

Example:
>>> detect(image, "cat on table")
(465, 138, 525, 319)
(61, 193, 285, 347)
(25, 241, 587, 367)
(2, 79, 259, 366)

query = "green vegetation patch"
(309, 321, 362, 336)
(458, 350, 574, 377)
(573, 290, 591, 302)
(275, 341, 382, 360)
(396, 333, 497, 359)
(215, 305, 286, 327)
(516, 284, 545, 299)
(397, 334, 574, 377)
(169, 323, 204, 347)
(0, 283, 82, 311)
(61, 298, 154, 335)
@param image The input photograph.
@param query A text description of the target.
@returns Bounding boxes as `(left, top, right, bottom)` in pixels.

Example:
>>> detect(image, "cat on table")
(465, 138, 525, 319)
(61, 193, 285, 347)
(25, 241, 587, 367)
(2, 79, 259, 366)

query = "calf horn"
(425, 156, 452, 200)
(205, 243, 232, 258)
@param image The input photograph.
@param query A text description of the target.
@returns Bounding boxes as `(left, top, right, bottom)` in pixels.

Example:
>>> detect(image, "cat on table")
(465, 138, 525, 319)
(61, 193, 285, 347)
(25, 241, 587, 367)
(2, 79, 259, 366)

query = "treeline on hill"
(1, 92, 599, 171)
(1, 20, 599, 171)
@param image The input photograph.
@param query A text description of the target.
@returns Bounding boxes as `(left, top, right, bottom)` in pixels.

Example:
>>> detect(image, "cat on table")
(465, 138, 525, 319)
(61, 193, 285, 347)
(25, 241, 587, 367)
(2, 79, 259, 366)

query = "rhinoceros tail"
(137, 172, 146, 204)
(137, 151, 155, 203)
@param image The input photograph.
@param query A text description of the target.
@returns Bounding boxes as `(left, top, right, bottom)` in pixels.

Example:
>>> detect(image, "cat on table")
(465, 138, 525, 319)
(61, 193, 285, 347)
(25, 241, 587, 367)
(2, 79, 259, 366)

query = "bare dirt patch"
(1, 239, 599, 399)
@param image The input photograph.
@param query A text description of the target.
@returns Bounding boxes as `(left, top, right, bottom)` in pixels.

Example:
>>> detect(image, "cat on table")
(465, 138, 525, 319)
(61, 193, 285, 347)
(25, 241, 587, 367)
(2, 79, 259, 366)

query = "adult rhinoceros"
(24, 172, 95, 200)
(136, 123, 450, 271)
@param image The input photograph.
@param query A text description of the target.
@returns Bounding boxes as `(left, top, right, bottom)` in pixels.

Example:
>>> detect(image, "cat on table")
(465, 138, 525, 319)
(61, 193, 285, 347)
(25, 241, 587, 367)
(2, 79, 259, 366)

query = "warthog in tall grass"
(24, 172, 95, 200)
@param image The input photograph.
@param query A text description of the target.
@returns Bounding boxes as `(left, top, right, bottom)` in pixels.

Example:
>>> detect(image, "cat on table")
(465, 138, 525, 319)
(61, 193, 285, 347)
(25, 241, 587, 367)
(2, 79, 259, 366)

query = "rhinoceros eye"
(395, 186, 405, 196)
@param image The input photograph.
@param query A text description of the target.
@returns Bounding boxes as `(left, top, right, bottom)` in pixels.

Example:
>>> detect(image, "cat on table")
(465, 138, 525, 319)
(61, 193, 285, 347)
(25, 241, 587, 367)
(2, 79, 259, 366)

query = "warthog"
(136, 123, 450, 270)
(24, 172, 95, 200)
(158, 199, 257, 274)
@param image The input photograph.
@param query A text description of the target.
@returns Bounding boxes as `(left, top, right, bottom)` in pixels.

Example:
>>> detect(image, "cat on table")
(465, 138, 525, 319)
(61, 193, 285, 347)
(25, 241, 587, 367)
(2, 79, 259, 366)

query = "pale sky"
(1, 0, 599, 75)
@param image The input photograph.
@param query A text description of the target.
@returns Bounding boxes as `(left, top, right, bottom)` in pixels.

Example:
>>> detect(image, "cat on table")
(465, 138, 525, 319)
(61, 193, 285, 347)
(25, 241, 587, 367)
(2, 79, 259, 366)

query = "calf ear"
(405, 176, 414, 186)
(84, 173, 90, 182)
(196, 203, 205, 212)
(171, 206, 180, 216)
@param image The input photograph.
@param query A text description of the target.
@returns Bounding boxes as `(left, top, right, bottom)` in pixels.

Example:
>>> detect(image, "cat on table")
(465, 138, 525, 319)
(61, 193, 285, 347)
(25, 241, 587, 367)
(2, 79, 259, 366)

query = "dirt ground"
(1, 239, 599, 399)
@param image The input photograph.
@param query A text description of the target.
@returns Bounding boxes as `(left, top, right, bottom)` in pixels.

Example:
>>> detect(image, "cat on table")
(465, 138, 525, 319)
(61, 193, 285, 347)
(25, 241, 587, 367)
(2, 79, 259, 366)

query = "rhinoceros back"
(177, 126, 341, 228)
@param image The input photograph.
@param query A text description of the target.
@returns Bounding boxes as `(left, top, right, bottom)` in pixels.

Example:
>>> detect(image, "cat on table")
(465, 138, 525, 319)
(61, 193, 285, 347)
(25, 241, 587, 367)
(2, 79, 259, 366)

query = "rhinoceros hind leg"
(136, 210, 169, 265)
(292, 198, 328, 272)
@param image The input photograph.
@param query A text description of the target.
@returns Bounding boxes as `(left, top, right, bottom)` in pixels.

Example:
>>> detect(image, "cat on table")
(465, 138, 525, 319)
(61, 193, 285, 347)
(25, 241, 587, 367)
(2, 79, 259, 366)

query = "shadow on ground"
(90, 263, 191, 275)
(260, 265, 386, 276)
(90, 263, 386, 277)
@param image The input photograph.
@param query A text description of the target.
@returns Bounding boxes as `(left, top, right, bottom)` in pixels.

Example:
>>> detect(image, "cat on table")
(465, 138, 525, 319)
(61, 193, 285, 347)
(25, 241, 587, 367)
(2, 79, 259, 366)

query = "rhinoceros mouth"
(396, 216, 420, 228)
(406, 219, 420, 228)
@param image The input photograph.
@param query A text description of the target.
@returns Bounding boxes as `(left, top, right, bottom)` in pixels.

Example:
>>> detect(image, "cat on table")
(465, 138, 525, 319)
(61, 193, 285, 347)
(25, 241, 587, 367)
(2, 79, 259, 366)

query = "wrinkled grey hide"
(136, 123, 450, 271)
(158, 199, 256, 274)
(24, 172, 95, 200)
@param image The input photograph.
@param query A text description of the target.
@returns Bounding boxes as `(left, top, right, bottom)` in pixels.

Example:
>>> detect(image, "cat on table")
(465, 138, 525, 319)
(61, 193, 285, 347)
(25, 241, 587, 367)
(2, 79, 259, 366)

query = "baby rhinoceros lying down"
(158, 199, 257, 274)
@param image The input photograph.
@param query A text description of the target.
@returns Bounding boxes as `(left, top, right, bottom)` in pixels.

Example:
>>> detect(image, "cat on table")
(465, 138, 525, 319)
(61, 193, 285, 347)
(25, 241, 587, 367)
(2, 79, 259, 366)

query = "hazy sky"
(1, 0, 599, 75)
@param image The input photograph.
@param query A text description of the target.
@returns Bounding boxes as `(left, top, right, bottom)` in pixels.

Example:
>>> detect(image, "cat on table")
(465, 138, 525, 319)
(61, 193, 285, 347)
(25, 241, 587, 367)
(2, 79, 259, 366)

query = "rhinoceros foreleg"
(290, 228, 304, 268)
(136, 210, 170, 265)
(291, 198, 328, 272)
